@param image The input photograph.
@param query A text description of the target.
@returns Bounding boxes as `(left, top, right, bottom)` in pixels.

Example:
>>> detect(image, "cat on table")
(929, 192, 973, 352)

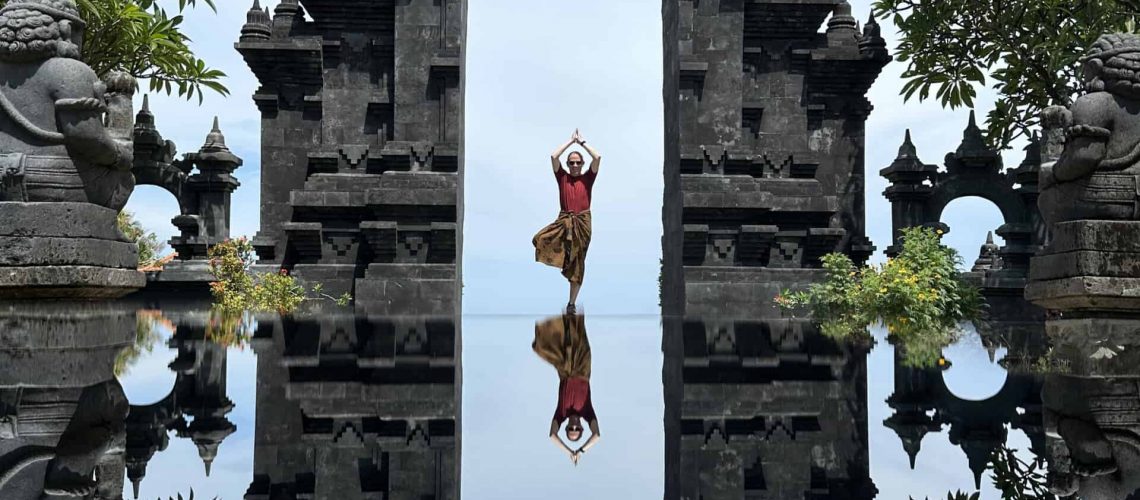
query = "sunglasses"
(567, 424, 583, 432)
(568, 160, 583, 166)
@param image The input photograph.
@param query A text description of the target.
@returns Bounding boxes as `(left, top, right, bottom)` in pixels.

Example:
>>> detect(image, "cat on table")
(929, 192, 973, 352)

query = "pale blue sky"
(116, 1, 1035, 497)
(123, 0, 1022, 316)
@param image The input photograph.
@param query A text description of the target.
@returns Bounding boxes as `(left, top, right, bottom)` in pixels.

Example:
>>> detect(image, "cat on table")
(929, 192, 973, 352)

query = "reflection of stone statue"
(1039, 33, 1140, 226)
(0, 301, 134, 500)
(0, 0, 134, 210)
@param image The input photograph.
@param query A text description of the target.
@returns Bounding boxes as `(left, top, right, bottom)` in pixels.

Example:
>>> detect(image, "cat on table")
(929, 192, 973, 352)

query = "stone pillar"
(236, 0, 465, 315)
(661, 0, 890, 317)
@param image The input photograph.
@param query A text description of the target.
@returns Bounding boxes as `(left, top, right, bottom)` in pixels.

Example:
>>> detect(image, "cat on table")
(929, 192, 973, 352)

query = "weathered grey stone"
(245, 313, 458, 499)
(662, 0, 889, 317)
(130, 106, 246, 295)
(0, 202, 143, 297)
(1025, 276, 1140, 311)
(237, 0, 465, 315)
(0, 0, 135, 211)
(0, 300, 135, 500)
(0, 267, 145, 298)
(1038, 34, 1140, 227)
(664, 316, 877, 498)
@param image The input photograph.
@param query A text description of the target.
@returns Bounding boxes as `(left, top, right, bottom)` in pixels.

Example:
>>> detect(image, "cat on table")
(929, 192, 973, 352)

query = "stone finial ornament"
(1039, 32, 1140, 225)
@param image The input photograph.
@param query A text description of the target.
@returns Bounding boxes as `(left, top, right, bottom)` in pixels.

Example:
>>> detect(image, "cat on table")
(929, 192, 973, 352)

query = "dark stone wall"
(244, 314, 459, 500)
(237, 0, 465, 315)
(662, 0, 889, 317)
(663, 317, 876, 499)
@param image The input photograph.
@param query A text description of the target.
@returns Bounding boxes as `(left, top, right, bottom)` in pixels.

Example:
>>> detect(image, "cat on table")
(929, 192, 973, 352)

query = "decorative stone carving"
(0, 0, 134, 209)
(1039, 33, 1140, 226)
(662, 0, 890, 317)
(1027, 33, 1140, 312)
(0, 0, 143, 298)
(236, 0, 464, 315)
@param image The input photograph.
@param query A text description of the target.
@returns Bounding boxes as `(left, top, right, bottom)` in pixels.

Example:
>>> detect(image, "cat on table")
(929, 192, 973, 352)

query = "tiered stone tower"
(662, 318, 876, 499)
(662, 0, 890, 316)
(244, 313, 459, 499)
(236, 0, 465, 315)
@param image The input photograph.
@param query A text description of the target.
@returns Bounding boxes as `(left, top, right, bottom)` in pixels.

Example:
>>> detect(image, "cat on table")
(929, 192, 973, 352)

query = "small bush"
(777, 227, 983, 367)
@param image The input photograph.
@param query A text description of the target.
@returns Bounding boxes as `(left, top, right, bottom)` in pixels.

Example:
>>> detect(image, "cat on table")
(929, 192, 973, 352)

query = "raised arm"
(577, 131, 602, 173)
(578, 418, 601, 455)
(551, 132, 577, 173)
(548, 418, 578, 463)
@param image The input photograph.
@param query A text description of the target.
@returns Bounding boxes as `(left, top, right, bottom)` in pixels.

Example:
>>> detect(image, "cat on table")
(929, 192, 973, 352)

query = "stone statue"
(1039, 33, 1140, 225)
(0, 0, 134, 210)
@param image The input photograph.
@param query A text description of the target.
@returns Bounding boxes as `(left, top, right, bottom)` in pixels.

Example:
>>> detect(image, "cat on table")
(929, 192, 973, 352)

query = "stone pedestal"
(0, 203, 144, 299)
(1026, 220, 1140, 312)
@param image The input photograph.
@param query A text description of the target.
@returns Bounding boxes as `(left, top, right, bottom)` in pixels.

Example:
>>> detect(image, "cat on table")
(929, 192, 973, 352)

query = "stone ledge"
(1030, 250, 1140, 281)
(0, 236, 137, 268)
(1043, 220, 1140, 253)
(0, 266, 144, 298)
(0, 202, 126, 240)
(1026, 276, 1140, 311)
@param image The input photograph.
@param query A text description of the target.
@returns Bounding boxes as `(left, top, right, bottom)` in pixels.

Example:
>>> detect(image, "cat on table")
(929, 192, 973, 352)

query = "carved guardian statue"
(0, 0, 134, 210)
(1040, 33, 1140, 225)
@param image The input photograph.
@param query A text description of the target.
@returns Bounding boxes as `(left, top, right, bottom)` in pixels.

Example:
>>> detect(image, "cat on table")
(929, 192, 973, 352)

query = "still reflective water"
(1, 301, 1134, 499)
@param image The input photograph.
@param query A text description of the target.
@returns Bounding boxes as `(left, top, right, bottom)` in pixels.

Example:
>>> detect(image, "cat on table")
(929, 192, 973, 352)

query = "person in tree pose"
(532, 313, 600, 465)
(533, 129, 601, 313)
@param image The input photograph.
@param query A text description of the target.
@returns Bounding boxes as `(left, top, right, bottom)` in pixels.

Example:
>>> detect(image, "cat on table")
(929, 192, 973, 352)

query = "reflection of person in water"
(532, 313, 600, 465)
(533, 129, 601, 314)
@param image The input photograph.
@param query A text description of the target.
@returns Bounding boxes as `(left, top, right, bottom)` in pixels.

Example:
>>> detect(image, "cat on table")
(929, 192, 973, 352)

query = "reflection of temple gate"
(881, 114, 1047, 326)
(884, 339, 1045, 489)
(245, 313, 459, 499)
(663, 317, 876, 498)
(112, 313, 236, 498)
(131, 98, 244, 292)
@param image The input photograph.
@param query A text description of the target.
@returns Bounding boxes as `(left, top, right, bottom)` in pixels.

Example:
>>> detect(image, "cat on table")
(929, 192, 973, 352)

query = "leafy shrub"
(777, 227, 983, 367)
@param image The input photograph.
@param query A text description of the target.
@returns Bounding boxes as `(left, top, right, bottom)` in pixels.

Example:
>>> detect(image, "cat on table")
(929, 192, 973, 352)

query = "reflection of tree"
(913, 445, 1057, 500)
(988, 445, 1055, 499)
(204, 309, 254, 349)
(114, 310, 171, 377)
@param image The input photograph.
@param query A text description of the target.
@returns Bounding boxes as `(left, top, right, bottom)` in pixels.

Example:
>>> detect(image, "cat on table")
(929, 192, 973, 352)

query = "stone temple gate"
(236, 0, 465, 315)
(661, 0, 891, 317)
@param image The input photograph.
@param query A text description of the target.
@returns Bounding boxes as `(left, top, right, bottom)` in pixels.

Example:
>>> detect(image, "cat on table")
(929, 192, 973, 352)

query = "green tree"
(873, 0, 1140, 149)
(0, 0, 228, 101)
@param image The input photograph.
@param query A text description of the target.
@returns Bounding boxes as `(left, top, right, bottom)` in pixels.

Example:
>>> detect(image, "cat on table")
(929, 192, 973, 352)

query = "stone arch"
(880, 113, 1048, 327)
(130, 98, 243, 293)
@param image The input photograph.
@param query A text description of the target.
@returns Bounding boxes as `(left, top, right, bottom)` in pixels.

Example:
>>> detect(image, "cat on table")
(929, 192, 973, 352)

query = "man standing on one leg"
(533, 129, 602, 313)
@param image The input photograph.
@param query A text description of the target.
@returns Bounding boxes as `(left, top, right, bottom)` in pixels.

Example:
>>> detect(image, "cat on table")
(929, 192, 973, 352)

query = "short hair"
(567, 151, 584, 162)
(0, 0, 83, 62)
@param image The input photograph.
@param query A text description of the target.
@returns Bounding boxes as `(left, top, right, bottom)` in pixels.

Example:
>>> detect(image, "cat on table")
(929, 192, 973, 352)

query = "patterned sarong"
(532, 313, 591, 380)
(532, 210, 592, 284)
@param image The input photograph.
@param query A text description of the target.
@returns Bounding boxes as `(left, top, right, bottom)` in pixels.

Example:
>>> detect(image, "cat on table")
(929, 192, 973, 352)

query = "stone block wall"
(236, 0, 464, 315)
(662, 0, 889, 317)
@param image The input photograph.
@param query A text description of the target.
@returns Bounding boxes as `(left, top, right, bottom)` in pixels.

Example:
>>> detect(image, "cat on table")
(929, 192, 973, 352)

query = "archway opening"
(940, 322, 1009, 401)
(122, 184, 181, 263)
(937, 196, 1006, 272)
